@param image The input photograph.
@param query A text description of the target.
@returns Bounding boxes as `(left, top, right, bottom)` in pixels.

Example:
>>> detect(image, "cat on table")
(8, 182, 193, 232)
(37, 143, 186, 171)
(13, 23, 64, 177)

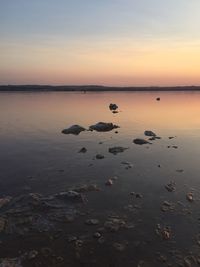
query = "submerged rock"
(165, 182, 176, 192)
(121, 161, 133, 169)
(0, 257, 22, 267)
(104, 218, 126, 232)
(70, 184, 100, 193)
(55, 191, 83, 202)
(144, 130, 156, 137)
(89, 122, 119, 132)
(133, 139, 151, 145)
(79, 147, 87, 153)
(0, 197, 12, 209)
(85, 219, 99, 225)
(109, 146, 129, 155)
(109, 103, 118, 111)
(62, 125, 86, 135)
(96, 154, 105, 159)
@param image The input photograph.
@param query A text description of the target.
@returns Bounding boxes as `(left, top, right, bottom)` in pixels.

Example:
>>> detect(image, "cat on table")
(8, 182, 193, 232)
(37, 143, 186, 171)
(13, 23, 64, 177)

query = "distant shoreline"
(0, 85, 200, 92)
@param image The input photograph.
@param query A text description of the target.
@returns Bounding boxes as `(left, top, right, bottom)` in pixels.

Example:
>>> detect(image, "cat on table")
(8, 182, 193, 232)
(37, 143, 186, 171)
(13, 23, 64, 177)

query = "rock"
(96, 154, 105, 159)
(70, 184, 100, 193)
(105, 179, 113, 186)
(165, 182, 176, 192)
(104, 218, 126, 232)
(149, 136, 161, 140)
(85, 219, 99, 225)
(89, 122, 119, 132)
(161, 201, 174, 212)
(112, 111, 118, 114)
(68, 236, 77, 243)
(156, 97, 160, 101)
(169, 136, 175, 139)
(93, 232, 101, 238)
(156, 225, 172, 240)
(79, 147, 87, 153)
(28, 250, 38, 259)
(55, 191, 83, 202)
(109, 103, 118, 111)
(0, 258, 22, 267)
(121, 161, 133, 169)
(62, 125, 86, 135)
(109, 146, 129, 155)
(144, 130, 156, 137)
(135, 193, 143, 199)
(176, 169, 184, 173)
(186, 192, 194, 202)
(113, 242, 126, 252)
(133, 139, 151, 145)
(172, 145, 178, 149)
(0, 197, 12, 209)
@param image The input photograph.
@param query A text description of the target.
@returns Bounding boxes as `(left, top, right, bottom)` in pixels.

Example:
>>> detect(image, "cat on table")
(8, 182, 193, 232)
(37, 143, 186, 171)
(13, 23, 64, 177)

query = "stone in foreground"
(133, 138, 151, 145)
(89, 122, 119, 132)
(62, 125, 86, 135)
(144, 130, 156, 137)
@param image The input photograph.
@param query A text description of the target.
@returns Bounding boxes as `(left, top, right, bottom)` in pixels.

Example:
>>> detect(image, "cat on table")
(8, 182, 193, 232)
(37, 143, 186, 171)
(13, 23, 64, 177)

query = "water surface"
(0, 91, 200, 266)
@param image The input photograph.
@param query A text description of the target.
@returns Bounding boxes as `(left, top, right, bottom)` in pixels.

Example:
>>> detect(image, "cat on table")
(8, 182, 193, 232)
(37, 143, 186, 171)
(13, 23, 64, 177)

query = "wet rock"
(27, 250, 38, 260)
(55, 191, 83, 202)
(109, 146, 129, 155)
(79, 147, 87, 153)
(70, 184, 100, 193)
(165, 182, 176, 192)
(62, 125, 86, 135)
(105, 179, 113, 186)
(186, 192, 194, 202)
(0, 258, 22, 267)
(96, 154, 105, 159)
(161, 201, 174, 212)
(184, 257, 192, 267)
(104, 218, 126, 232)
(144, 130, 156, 137)
(109, 103, 118, 111)
(156, 224, 172, 240)
(68, 236, 77, 243)
(89, 122, 119, 132)
(135, 193, 143, 199)
(149, 136, 161, 140)
(85, 219, 99, 225)
(121, 161, 133, 169)
(176, 169, 184, 173)
(113, 242, 126, 252)
(133, 139, 151, 145)
(93, 232, 101, 238)
(0, 197, 12, 210)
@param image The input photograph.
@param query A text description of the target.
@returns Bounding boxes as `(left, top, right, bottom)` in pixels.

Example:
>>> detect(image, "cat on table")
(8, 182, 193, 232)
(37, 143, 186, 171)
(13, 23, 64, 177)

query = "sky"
(0, 0, 200, 86)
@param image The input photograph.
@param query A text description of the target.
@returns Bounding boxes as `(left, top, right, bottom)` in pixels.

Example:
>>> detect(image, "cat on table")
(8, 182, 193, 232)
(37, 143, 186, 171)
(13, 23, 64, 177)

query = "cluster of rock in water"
(1, 100, 199, 267)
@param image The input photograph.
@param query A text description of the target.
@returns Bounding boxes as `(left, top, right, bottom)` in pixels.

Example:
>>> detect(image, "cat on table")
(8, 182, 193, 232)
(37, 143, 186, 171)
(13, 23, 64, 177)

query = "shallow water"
(0, 91, 200, 266)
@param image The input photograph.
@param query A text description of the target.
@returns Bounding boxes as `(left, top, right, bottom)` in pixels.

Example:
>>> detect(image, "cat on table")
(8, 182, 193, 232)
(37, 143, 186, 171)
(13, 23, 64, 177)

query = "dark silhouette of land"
(0, 85, 200, 92)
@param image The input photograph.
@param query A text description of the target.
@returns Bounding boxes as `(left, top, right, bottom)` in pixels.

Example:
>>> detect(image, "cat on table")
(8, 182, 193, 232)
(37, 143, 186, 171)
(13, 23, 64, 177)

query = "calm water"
(0, 91, 200, 266)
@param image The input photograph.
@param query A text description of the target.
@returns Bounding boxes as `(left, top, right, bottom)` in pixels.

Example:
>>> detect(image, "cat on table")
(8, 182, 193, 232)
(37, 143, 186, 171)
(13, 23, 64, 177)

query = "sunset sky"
(1, 0, 200, 86)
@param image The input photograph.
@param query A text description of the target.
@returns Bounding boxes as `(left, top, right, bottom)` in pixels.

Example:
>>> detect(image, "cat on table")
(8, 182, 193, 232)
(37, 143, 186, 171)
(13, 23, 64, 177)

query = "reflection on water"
(0, 91, 200, 266)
